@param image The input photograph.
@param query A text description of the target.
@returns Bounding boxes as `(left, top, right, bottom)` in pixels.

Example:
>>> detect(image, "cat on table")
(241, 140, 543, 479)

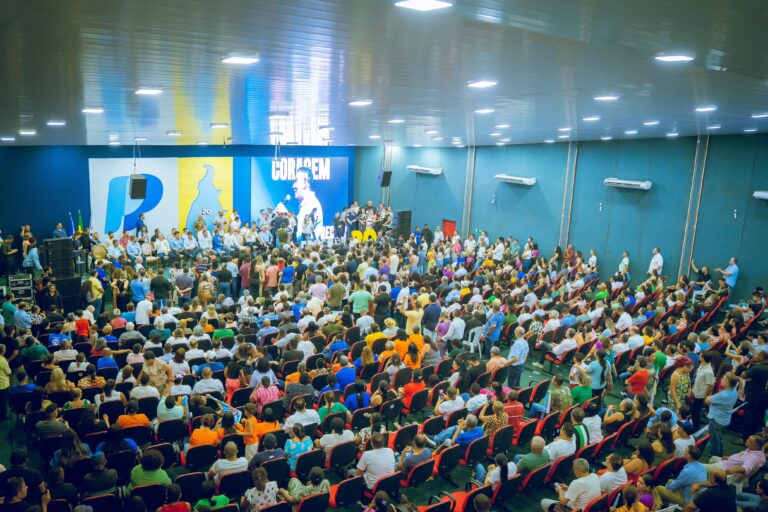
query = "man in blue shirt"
(52, 223, 67, 238)
(655, 445, 707, 507)
(706, 373, 739, 456)
(130, 276, 146, 302)
(507, 326, 529, 388)
(422, 294, 442, 337)
(481, 303, 505, 359)
(335, 356, 356, 390)
(13, 304, 32, 329)
(716, 257, 739, 290)
(428, 414, 484, 457)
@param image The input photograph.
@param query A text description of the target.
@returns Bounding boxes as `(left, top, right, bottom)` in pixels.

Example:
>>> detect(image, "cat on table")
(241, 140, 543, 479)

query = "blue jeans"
(217, 282, 231, 298)
(484, 338, 499, 359)
(710, 420, 727, 457)
(528, 403, 546, 418)
(433, 425, 458, 446)
(736, 492, 761, 510)
(508, 364, 524, 389)
(475, 463, 488, 481)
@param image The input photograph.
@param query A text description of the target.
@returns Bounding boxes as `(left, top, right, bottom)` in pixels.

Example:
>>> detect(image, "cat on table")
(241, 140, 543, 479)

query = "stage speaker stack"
(9, 274, 34, 303)
(394, 210, 412, 238)
(43, 238, 75, 278)
(56, 275, 84, 313)
(377, 168, 392, 187)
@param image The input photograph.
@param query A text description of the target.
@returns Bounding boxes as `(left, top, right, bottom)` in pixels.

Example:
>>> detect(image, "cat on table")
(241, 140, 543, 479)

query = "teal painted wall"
(354, 134, 768, 300)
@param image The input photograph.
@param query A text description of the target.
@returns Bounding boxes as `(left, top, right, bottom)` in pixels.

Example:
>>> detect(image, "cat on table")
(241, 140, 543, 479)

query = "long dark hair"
(495, 453, 509, 483)
(595, 349, 607, 387)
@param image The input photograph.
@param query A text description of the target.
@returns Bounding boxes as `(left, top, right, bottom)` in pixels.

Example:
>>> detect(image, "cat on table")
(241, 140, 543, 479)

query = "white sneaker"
(532, 362, 544, 368)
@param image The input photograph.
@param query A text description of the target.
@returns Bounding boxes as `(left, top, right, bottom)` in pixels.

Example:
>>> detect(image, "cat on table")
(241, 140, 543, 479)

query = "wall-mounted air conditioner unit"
(753, 190, 768, 200)
(603, 177, 653, 190)
(407, 165, 443, 175)
(494, 174, 536, 186)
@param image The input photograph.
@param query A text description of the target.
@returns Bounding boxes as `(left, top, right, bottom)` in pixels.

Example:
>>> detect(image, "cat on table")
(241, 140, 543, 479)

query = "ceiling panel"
(0, 0, 767, 147)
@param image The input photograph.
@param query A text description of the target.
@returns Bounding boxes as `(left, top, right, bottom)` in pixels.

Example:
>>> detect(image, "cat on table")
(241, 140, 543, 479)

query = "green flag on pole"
(77, 210, 84, 233)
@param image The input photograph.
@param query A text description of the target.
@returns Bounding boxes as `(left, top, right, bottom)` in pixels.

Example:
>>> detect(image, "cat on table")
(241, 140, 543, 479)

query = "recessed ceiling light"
(695, 106, 717, 113)
(18, 129, 36, 136)
(424, 129, 439, 135)
(495, 142, 506, 146)
(601, 136, 613, 141)
(431, 136, 444, 141)
(197, 141, 209, 146)
(135, 86, 163, 95)
(594, 94, 620, 102)
(558, 127, 572, 132)
(558, 134, 570, 139)
(268, 111, 290, 119)
(625, 129, 638, 135)
(82, 107, 104, 114)
(413, 144, 423, 147)
(455, 145, 465, 148)
(544, 139, 555, 143)
(1, 136, 16, 142)
(388, 118, 406, 124)
(582, 116, 601, 122)
(369, 134, 381, 140)
(654, 54, 694, 62)
(474, 108, 495, 114)
(451, 140, 462, 145)
(643, 120, 660, 126)
(706, 124, 721, 130)
(666, 131, 679, 137)
(467, 80, 497, 89)
(395, 0, 453, 12)
(133, 137, 147, 141)
(500, 138, 511, 143)
(744, 128, 758, 133)
(108, 141, 121, 146)
(166, 130, 182, 136)
(46, 120, 66, 127)
(494, 124, 510, 129)
(349, 99, 373, 107)
(221, 53, 260, 65)
(210, 122, 229, 129)
(319, 125, 335, 131)
(490, 132, 502, 137)
(751, 113, 768, 119)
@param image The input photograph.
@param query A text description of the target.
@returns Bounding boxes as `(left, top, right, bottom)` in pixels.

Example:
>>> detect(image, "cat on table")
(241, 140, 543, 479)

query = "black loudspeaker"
(395, 210, 412, 237)
(130, 175, 147, 199)
(377, 168, 392, 187)
(43, 238, 74, 276)
(56, 275, 83, 314)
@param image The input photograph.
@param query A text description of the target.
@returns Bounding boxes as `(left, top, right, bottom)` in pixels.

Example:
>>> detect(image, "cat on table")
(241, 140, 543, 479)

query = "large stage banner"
(251, 156, 350, 239)
(89, 157, 233, 234)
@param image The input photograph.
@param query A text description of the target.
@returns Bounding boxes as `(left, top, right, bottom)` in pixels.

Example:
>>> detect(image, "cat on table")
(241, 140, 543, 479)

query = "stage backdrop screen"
(251, 156, 350, 239)
(89, 155, 350, 239)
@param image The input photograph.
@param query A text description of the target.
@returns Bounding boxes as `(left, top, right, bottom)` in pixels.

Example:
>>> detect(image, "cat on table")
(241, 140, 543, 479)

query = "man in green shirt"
(212, 327, 235, 341)
(515, 436, 550, 473)
(326, 278, 345, 309)
(194, 480, 229, 511)
(348, 285, 374, 316)
(19, 337, 50, 366)
(1, 295, 16, 327)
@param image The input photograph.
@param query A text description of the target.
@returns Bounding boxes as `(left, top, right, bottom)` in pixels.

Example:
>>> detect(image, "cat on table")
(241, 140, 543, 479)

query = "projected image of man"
(293, 166, 323, 241)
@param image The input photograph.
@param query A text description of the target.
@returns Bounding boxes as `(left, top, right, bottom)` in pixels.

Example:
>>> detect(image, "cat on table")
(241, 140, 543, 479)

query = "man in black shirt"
(373, 286, 391, 327)
(82, 454, 118, 497)
(0, 450, 45, 504)
(739, 351, 768, 441)
(216, 262, 233, 298)
(691, 468, 736, 512)
(150, 273, 172, 308)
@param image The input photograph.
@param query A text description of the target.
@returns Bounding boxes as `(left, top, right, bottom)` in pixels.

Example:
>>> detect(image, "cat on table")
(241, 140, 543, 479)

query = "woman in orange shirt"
(403, 343, 421, 369)
(249, 407, 282, 446)
(215, 412, 243, 440)
(115, 401, 152, 429)
(238, 403, 260, 461)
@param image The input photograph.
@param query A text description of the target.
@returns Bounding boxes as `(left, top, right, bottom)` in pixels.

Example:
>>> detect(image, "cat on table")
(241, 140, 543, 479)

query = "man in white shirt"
(543, 423, 576, 461)
(307, 276, 328, 302)
(541, 458, 601, 512)
(541, 311, 561, 334)
(192, 367, 225, 395)
(523, 289, 539, 309)
(534, 328, 577, 367)
(648, 247, 663, 275)
(130, 374, 161, 400)
(434, 386, 465, 420)
(615, 308, 633, 331)
(355, 310, 374, 335)
(626, 327, 645, 350)
(588, 302, 605, 321)
(599, 454, 628, 494)
(443, 310, 466, 344)
(356, 432, 396, 489)
(315, 417, 355, 456)
(612, 333, 631, 355)
(283, 398, 321, 431)
(135, 296, 153, 326)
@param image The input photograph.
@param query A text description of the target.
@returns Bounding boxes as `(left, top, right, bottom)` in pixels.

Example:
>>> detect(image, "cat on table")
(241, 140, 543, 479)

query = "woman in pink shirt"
(250, 375, 281, 414)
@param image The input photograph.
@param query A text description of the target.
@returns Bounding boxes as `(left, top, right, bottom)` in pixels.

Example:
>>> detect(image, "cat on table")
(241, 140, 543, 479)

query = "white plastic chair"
(463, 326, 483, 354)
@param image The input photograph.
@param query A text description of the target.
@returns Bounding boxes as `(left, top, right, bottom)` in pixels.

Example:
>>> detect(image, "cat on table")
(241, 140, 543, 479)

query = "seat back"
(379, 398, 402, 427)
(328, 440, 358, 469)
(371, 471, 403, 497)
(185, 444, 218, 470)
(174, 472, 206, 503)
(146, 443, 178, 468)
(515, 419, 538, 447)
(405, 458, 435, 487)
(462, 485, 494, 512)
(296, 492, 330, 512)
(295, 449, 325, 481)
(106, 449, 137, 484)
(520, 462, 551, 491)
(547, 453, 577, 484)
(219, 470, 252, 499)
(263, 399, 285, 419)
(258, 502, 291, 512)
(530, 379, 551, 405)
(516, 386, 533, 405)
(131, 483, 166, 511)
(350, 407, 374, 431)
(83, 494, 120, 512)
(490, 425, 515, 455)
(330, 476, 365, 509)
(98, 400, 125, 424)
(391, 423, 418, 452)
(405, 388, 429, 416)
(221, 433, 246, 457)
(463, 436, 489, 465)
(122, 425, 154, 446)
(137, 396, 160, 420)
(393, 367, 413, 388)
(231, 387, 254, 408)
(261, 457, 290, 488)
(421, 415, 446, 436)
(582, 493, 608, 512)
(494, 473, 522, 503)
(157, 419, 187, 444)
(536, 412, 560, 441)
(435, 444, 461, 475)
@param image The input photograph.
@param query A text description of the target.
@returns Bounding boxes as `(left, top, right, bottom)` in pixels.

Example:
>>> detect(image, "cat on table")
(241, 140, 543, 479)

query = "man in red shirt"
(400, 369, 426, 410)
(504, 389, 530, 434)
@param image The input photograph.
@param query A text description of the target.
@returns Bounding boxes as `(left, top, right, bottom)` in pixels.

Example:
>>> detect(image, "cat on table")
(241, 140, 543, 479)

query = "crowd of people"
(0, 202, 765, 512)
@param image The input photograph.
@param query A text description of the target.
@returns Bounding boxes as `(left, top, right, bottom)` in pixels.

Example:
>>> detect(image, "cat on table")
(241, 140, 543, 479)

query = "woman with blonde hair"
(202, 304, 219, 321)
(355, 346, 377, 371)
(45, 367, 75, 394)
